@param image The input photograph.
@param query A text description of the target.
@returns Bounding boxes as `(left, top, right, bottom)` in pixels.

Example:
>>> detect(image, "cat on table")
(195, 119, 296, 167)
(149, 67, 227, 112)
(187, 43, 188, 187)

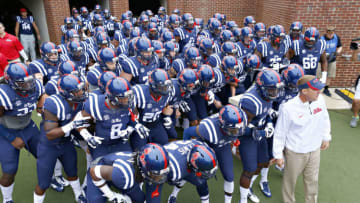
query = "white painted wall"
(99, 0, 109, 10)
(20, 0, 49, 43)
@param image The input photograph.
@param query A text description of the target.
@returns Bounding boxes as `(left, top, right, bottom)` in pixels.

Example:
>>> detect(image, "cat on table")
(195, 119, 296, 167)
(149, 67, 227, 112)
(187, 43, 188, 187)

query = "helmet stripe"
(227, 104, 242, 124)
(69, 61, 76, 71)
(194, 145, 216, 168)
(67, 74, 81, 84)
(118, 77, 129, 91)
(15, 62, 29, 76)
(149, 143, 168, 169)
(268, 69, 281, 83)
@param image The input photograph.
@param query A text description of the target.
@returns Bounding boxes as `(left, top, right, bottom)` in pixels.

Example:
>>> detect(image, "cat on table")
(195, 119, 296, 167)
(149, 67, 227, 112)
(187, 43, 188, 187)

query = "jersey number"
(142, 111, 161, 122)
(17, 103, 36, 116)
(303, 57, 317, 69)
(21, 23, 31, 31)
(110, 123, 124, 140)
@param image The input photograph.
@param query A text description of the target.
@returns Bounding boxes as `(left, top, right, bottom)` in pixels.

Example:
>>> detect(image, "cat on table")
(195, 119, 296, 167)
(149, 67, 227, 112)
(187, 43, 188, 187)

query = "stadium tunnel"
(129, 0, 163, 17)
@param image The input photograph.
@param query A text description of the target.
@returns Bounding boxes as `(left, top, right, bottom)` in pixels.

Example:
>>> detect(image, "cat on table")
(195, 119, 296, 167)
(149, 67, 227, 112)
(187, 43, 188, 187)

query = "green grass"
(1, 110, 359, 202)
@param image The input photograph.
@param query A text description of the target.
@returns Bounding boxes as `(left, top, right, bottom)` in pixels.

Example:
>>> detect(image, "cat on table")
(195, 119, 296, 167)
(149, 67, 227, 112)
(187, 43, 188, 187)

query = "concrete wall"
(20, 0, 49, 43)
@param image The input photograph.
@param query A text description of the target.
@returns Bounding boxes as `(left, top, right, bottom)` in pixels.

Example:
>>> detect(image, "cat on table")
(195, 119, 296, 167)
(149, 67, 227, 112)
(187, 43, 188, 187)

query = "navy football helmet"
(222, 55, 239, 77)
(145, 10, 154, 17)
(220, 30, 234, 44)
(232, 28, 241, 42)
(172, 8, 181, 15)
(184, 47, 201, 69)
(67, 41, 84, 60)
(164, 41, 179, 60)
(106, 77, 134, 108)
(208, 19, 222, 36)
(196, 64, 215, 88)
(221, 41, 237, 56)
(270, 25, 284, 46)
(147, 22, 158, 39)
(58, 74, 87, 102)
(177, 68, 199, 94)
(158, 6, 166, 15)
(152, 40, 165, 59)
(98, 71, 117, 93)
(122, 21, 133, 37)
(281, 64, 305, 93)
(98, 48, 118, 71)
(80, 7, 88, 17)
(255, 68, 283, 100)
(168, 59, 185, 78)
(304, 27, 319, 48)
(5, 62, 35, 93)
(198, 37, 214, 57)
(240, 27, 254, 45)
(254, 23, 266, 39)
(148, 69, 172, 96)
(290, 21, 303, 39)
(93, 14, 104, 26)
(130, 29, 141, 39)
(245, 54, 262, 72)
(95, 32, 110, 48)
(168, 14, 181, 30)
(139, 14, 149, 30)
(243, 16, 256, 27)
(65, 29, 80, 42)
(138, 143, 170, 184)
(58, 60, 79, 76)
(135, 37, 154, 63)
(64, 17, 73, 27)
(40, 42, 59, 65)
(226, 21, 238, 31)
(161, 31, 175, 42)
(219, 104, 248, 137)
(194, 18, 204, 31)
(182, 13, 194, 30)
(188, 144, 218, 179)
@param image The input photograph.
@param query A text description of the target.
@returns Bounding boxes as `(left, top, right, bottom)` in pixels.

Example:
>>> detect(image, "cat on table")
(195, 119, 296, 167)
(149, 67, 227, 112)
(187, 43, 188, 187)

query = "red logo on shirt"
(313, 108, 322, 114)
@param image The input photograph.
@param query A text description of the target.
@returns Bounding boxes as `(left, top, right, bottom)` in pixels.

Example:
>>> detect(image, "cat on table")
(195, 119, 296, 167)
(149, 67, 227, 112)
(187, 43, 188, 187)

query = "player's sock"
(33, 192, 45, 203)
(0, 183, 14, 202)
(224, 180, 233, 203)
(170, 185, 182, 197)
(200, 194, 209, 203)
(69, 178, 82, 201)
(240, 186, 249, 203)
(250, 175, 258, 188)
(260, 167, 269, 183)
(54, 159, 63, 177)
(81, 152, 92, 189)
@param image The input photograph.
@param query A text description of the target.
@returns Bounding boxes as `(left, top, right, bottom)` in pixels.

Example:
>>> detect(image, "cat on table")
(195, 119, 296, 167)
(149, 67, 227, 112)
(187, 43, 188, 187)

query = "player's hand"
(162, 105, 174, 116)
(72, 112, 91, 129)
(264, 123, 274, 138)
(86, 136, 104, 149)
(163, 116, 173, 129)
(110, 192, 131, 203)
(268, 108, 278, 120)
(275, 159, 284, 168)
(119, 126, 135, 142)
(175, 109, 181, 118)
(179, 100, 190, 112)
(135, 123, 150, 139)
(11, 137, 25, 150)
(321, 141, 330, 150)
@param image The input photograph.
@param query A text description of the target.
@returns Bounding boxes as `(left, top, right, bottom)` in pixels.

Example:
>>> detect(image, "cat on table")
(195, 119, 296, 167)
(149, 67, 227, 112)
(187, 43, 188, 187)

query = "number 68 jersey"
(291, 39, 326, 75)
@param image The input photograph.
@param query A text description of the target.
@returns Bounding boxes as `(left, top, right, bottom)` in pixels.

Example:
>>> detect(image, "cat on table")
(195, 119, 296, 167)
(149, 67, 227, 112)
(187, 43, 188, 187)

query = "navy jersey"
(29, 59, 59, 84)
(174, 27, 197, 52)
(121, 56, 159, 85)
(16, 16, 34, 35)
(236, 41, 256, 58)
(0, 79, 43, 116)
(200, 30, 220, 45)
(96, 152, 136, 190)
(87, 65, 120, 88)
(256, 41, 288, 68)
(42, 94, 83, 143)
(211, 67, 226, 93)
(45, 75, 86, 96)
(207, 53, 224, 68)
(84, 94, 132, 145)
(61, 24, 80, 35)
(197, 115, 238, 149)
(156, 15, 168, 28)
(273, 89, 298, 111)
(164, 140, 204, 183)
(291, 39, 326, 75)
(132, 84, 173, 124)
(239, 85, 273, 129)
(169, 78, 189, 108)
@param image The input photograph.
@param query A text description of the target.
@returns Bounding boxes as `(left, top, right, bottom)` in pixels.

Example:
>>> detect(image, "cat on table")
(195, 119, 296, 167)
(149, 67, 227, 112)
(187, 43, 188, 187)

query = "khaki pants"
(282, 148, 321, 203)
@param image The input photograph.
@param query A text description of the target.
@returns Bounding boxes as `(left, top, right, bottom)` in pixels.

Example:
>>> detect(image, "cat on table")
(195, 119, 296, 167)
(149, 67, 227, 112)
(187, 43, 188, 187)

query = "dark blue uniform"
(238, 85, 273, 172)
(83, 94, 133, 159)
(29, 59, 59, 84)
(86, 152, 145, 203)
(121, 56, 159, 85)
(236, 41, 256, 58)
(36, 94, 83, 190)
(174, 27, 197, 52)
(256, 41, 288, 68)
(291, 39, 326, 75)
(0, 80, 43, 174)
(16, 16, 34, 35)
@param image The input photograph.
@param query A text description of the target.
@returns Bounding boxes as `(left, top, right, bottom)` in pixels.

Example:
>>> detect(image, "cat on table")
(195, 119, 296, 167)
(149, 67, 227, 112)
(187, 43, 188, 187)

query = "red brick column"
(43, 0, 70, 45)
(109, 0, 129, 20)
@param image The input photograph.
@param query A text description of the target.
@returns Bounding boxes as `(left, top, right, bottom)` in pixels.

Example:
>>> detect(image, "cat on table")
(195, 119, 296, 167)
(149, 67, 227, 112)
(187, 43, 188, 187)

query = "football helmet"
(57, 74, 87, 102)
(255, 68, 283, 100)
(5, 62, 35, 93)
(219, 104, 248, 137)
(148, 69, 172, 96)
(281, 64, 305, 93)
(106, 77, 134, 108)
(188, 144, 218, 179)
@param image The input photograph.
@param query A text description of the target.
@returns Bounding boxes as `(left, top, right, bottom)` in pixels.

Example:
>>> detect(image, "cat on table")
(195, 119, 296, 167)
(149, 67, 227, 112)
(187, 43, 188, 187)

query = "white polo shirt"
(273, 94, 331, 159)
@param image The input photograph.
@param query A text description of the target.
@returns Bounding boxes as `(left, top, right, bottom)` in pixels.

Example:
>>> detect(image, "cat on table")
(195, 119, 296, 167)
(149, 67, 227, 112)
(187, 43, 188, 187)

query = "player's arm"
(286, 48, 295, 60)
(254, 49, 263, 59)
(15, 22, 19, 38)
(119, 69, 133, 82)
(36, 94, 48, 114)
(0, 106, 4, 117)
(43, 109, 62, 140)
(320, 51, 328, 72)
(32, 21, 41, 40)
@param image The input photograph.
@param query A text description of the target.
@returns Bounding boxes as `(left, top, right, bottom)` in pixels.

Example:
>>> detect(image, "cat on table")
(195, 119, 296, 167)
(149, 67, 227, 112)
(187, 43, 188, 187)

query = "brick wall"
(43, 0, 70, 45)
(109, 0, 129, 20)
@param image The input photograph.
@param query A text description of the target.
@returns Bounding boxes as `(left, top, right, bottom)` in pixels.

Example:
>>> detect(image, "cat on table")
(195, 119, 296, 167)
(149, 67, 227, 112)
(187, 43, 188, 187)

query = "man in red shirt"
(0, 22, 30, 65)
(0, 53, 8, 77)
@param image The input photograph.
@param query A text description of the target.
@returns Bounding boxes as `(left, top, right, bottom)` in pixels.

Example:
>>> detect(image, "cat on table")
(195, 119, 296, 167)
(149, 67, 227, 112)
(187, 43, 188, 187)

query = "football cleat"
(50, 177, 64, 192)
(259, 181, 272, 197)
(350, 116, 359, 128)
(248, 188, 260, 203)
(168, 195, 177, 203)
(77, 194, 87, 203)
(55, 175, 70, 187)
